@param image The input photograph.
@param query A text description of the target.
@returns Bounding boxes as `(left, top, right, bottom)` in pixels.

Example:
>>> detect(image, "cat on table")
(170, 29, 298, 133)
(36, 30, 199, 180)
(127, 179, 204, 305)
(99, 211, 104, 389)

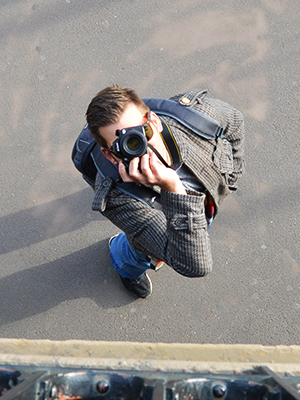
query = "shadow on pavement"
(0, 188, 98, 255)
(0, 240, 135, 327)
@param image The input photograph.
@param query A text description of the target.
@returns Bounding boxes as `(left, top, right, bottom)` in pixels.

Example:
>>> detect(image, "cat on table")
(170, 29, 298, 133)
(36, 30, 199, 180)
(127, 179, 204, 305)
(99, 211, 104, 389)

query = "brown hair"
(86, 85, 149, 147)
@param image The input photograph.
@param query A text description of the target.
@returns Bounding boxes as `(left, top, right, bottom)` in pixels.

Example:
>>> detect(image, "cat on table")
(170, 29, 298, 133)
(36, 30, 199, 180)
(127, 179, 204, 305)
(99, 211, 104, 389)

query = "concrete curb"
(0, 339, 300, 373)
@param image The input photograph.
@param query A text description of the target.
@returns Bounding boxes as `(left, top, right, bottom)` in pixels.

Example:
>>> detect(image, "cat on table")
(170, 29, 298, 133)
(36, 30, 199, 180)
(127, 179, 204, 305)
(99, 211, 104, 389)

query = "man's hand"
(118, 149, 187, 195)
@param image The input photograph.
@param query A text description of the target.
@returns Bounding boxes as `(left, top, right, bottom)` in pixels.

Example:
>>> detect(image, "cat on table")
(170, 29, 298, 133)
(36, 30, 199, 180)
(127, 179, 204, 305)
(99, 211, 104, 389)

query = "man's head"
(86, 85, 150, 148)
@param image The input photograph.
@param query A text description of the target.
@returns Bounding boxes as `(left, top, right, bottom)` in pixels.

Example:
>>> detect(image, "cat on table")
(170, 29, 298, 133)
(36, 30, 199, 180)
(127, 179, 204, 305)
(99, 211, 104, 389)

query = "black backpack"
(72, 97, 223, 209)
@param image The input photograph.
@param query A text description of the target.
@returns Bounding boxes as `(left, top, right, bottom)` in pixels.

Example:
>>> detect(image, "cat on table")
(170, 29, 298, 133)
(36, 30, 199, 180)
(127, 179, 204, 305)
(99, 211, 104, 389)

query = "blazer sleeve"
(92, 173, 212, 278)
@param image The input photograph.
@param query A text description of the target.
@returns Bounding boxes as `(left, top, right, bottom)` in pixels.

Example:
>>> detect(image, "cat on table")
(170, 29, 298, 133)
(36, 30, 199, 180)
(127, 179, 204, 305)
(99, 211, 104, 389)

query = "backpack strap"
(71, 125, 98, 188)
(91, 143, 162, 209)
(72, 126, 162, 209)
(143, 98, 224, 140)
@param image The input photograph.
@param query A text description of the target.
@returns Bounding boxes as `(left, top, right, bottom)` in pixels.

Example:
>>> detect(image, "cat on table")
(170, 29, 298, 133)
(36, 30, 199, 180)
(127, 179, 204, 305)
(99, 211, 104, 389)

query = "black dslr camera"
(111, 126, 148, 172)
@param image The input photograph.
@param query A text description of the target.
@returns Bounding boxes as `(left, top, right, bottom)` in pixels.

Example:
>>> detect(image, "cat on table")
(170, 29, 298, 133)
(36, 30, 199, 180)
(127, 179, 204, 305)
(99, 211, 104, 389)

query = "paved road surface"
(0, 0, 299, 345)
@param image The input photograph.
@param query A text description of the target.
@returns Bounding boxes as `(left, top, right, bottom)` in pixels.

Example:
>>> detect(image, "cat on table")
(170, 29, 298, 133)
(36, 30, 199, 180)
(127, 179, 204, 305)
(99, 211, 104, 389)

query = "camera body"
(111, 126, 148, 171)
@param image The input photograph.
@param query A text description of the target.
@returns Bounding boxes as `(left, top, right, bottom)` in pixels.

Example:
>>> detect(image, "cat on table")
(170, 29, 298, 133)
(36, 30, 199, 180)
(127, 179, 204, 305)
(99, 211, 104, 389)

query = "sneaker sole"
(120, 273, 152, 299)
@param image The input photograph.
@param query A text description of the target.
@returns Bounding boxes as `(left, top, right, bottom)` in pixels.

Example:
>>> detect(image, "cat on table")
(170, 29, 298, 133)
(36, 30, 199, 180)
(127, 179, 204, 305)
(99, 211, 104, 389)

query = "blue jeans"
(109, 232, 151, 280)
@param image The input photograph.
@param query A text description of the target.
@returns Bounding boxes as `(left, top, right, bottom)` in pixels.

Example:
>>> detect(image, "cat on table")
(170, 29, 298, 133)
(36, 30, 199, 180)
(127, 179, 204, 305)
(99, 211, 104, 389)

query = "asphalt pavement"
(0, 0, 299, 345)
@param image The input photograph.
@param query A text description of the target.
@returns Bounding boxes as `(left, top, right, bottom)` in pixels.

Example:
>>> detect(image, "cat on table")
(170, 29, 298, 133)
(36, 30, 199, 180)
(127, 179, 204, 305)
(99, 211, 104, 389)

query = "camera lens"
(127, 137, 140, 151)
(121, 130, 148, 158)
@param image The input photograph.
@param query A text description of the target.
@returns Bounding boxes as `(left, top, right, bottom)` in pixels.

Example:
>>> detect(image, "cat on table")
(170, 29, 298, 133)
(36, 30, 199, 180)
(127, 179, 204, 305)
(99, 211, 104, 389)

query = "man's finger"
(128, 157, 142, 177)
(139, 153, 151, 174)
(119, 162, 134, 182)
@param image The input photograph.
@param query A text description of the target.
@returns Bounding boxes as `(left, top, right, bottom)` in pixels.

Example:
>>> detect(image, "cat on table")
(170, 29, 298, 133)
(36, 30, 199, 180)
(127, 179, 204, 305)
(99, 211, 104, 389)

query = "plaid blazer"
(92, 89, 244, 277)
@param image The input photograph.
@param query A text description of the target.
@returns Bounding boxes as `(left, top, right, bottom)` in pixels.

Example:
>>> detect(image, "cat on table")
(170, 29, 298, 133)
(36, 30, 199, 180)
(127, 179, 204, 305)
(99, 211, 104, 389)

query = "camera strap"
(159, 120, 182, 165)
(146, 121, 181, 169)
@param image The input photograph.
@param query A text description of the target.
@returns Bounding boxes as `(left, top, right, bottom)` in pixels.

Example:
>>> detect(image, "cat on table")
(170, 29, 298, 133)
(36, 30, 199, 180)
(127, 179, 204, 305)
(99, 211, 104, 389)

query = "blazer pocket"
(213, 138, 234, 178)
